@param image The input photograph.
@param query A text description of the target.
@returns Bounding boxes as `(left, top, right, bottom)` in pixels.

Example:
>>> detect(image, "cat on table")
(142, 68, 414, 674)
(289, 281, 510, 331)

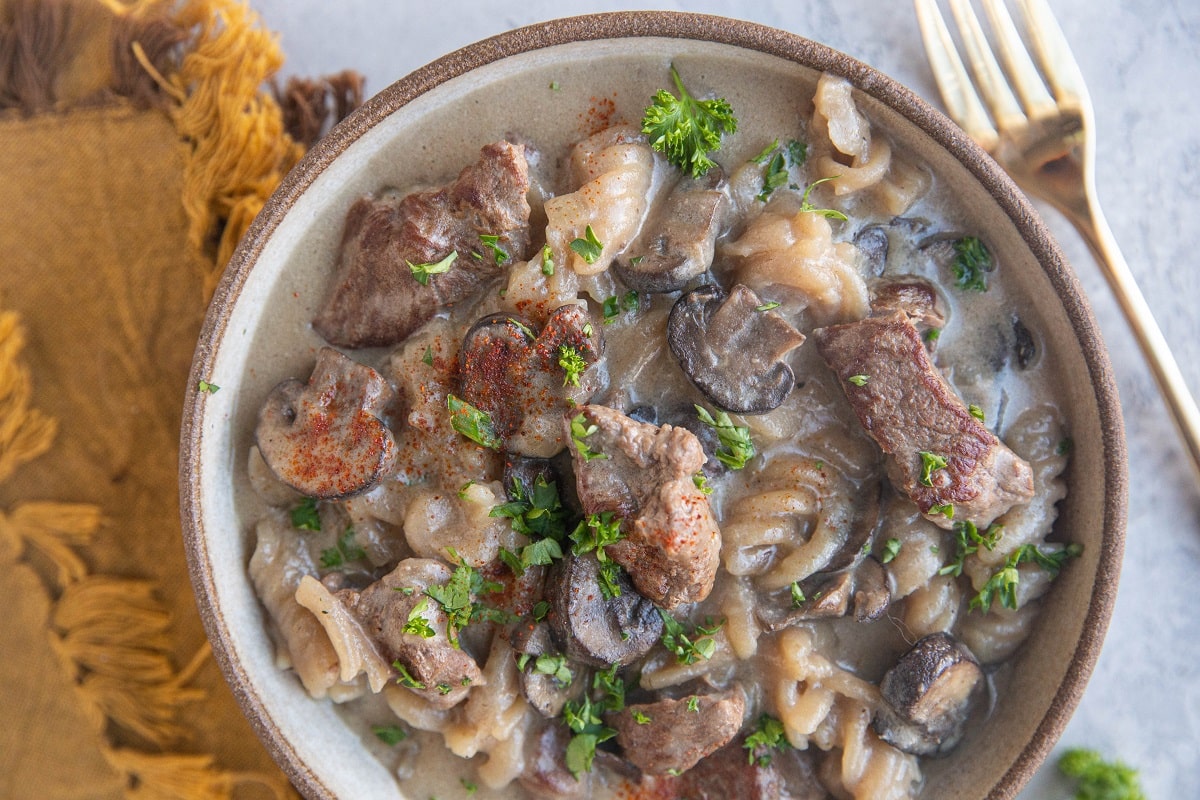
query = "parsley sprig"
(570, 413, 607, 462)
(970, 541, 1083, 613)
(1058, 748, 1145, 800)
(569, 225, 604, 265)
(319, 527, 366, 569)
(424, 549, 508, 646)
(798, 176, 848, 221)
(694, 405, 756, 470)
(918, 450, 949, 487)
(950, 236, 993, 292)
(571, 512, 626, 599)
(447, 394, 502, 450)
(491, 476, 570, 573)
(939, 520, 1003, 578)
(558, 345, 588, 387)
(658, 610, 724, 665)
(641, 64, 738, 178)
(407, 251, 457, 285)
(743, 714, 789, 766)
(562, 694, 618, 777)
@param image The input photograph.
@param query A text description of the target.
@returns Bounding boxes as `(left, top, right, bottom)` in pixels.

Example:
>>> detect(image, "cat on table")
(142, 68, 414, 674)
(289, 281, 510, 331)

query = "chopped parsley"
(970, 541, 1083, 613)
(197, 379, 220, 393)
(569, 225, 604, 264)
(407, 251, 458, 285)
(570, 413, 607, 462)
(507, 317, 536, 340)
(632, 710, 652, 724)
(393, 660, 425, 689)
(371, 724, 408, 746)
(602, 290, 639, 324)
(290, 497, 321, 531)
(694, 405, 756, 470)
(559, 345, 588, 387)
(533, 653, 573, 686)
(319, 527, 366, 569)
(925, 327, 942, 343)
(786, 138, 808, 166)
(562, 694, 618, 777)
(570, 512, 625, 599)
(968, 403, 985, 422)
(491, 475, 569, 541)
(686, 696, 700, 712)
(881, 537, 902, 564)
(479, 234, 509, 264)
(798, 176, 848, 221)
(918, 450, 949, 487)
(693, 473, 713, 495)
(744, 713, 789, 766)
(1057, 437, 1074, 456)
(541, 243, 555, 276)
(460, 778, 478, 795)
(1058, 748, 1145, 800)
(756, 150, 788, 202)
(424, 550, 506, 646)
(421, 345, 434, 366)
(532, 600, 550, 621)
(930, 502, 955, 519)
(446, 394, 502, 450)
(401, 597, 436, 638)
(593, 664, 625, 711)
(750, 139, 780, 163)
(950, 236, 993, 292)
(938, 520, 1003, 577)
(847, 374, 869, 386)
(658, 611, 723, 665)
(755, 301, 781, 311)
(641, 64, 738, 178)
(790, 581, 806, 606)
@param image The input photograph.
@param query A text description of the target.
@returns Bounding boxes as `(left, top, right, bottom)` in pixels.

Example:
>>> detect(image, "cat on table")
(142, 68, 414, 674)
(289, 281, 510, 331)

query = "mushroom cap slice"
(872, 632, 983, 756)
(546, 551, 662, 668)
(256, 347, 397, 499)
(667, 284, 806, 414)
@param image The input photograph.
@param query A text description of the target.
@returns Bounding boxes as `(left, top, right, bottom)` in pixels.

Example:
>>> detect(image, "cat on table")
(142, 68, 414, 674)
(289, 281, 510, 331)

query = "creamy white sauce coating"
(245, 69, 1070, 800)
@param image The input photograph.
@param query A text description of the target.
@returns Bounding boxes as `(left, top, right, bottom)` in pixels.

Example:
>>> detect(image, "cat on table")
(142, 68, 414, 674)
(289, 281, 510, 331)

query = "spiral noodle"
(773, 627, 921, 800)
(722, 454, 861, 590)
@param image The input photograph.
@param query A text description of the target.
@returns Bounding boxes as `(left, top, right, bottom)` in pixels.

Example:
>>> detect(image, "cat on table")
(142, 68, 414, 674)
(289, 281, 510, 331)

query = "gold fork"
(915, 0, 1200, 481)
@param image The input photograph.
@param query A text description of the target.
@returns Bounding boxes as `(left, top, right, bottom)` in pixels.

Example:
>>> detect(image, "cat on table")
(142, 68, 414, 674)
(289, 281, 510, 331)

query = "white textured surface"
(250, 1, 1200, 796)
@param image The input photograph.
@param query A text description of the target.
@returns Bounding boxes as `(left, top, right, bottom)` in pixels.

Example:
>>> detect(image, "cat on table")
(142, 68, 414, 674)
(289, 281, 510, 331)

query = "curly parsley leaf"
(798, 176, 848, 220)
(446, 394, 502, 450)
(695, 405, 756, 470)
(744, 714, 789, 766)
(559, 345, 588, 387)
(407, 250, 458, 285)
(372, 724, 408, 745)
(569, 225, 604, 265)
(950, 236, 994, 292)
(562, 695, 618, 777)
(424, 551, 507, 646)
(290, 497, 321, 531)
(641, 64, 738, 178)
(970, 541, 1083, 613)
(658, 610, 723, 665)
(918, 450, 949, 487)
(1058, 748, 1145, 800)
(570, 413, 607, 462)
(401, 597, 436, 639)
(319, 527, 366, 569)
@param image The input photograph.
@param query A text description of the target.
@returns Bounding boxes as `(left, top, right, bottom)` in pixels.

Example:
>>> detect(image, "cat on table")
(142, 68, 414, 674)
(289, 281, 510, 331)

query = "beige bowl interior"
(181, 12, 1126, 800)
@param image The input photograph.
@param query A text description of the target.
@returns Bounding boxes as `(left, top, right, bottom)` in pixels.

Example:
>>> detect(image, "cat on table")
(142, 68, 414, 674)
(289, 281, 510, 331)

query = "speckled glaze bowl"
(180, 11, 1127, 800)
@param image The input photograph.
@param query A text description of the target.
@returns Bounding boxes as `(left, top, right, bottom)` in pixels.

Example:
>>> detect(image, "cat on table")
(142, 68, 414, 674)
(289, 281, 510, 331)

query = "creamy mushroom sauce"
(245, 70, 1073, 800)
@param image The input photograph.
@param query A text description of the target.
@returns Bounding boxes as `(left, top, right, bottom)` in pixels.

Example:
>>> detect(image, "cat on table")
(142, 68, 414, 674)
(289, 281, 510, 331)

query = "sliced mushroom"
(511, 621, 578, 718)
(607, 688, 745, 775)
(546, 551, 662, 668)
(519, 720, 592, 799)
(460, 304, 603, 457)
(872, 632, 983, 756)
(667, 284, 806, 414)
(854, 224, 890, 277)
(851, 556, 891, 622)
(869, 275, 947, 331)
(614, 171, 728, 293)
(256, 347, 398, 499)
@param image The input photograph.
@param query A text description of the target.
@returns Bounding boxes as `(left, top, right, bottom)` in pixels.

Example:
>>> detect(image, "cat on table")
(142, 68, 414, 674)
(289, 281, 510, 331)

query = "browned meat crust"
(313, 140, 532, 347)
(813, 310, 1033, 528)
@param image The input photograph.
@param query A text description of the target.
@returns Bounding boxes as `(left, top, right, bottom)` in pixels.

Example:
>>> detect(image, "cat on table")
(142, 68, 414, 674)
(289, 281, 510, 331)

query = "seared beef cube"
(813, 311, 1033, 529)
(314, 140, 531, 348)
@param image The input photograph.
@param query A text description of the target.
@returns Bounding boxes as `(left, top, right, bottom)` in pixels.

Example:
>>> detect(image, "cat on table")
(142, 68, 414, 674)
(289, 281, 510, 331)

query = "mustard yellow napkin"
(0, 1, 360, 796)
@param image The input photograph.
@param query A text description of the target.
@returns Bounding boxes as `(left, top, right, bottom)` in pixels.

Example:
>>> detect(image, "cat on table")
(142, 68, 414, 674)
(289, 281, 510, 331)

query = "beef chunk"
(565, 405, 721, 608)
(669, 735, 826, 800)
(813, 310, 1033, 529)
(608, 689, 745, 775)
(314, 141, 531, 348)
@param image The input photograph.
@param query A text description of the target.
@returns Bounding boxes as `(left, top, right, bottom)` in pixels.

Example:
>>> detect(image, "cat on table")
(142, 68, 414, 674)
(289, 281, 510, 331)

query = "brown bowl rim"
(179, 10, 1128, 799)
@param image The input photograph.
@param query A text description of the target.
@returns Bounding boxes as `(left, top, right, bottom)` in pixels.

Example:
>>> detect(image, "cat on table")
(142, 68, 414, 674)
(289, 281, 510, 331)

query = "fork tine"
(1015, 0, 1091, 110)
(914, 0, 1000, 151)
(980, 0, 1057, 119)
(947, 0, 1026, 131)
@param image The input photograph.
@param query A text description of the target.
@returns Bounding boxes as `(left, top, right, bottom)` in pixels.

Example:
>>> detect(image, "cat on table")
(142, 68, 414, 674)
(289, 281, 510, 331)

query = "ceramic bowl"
(180, 11, 1127, 799)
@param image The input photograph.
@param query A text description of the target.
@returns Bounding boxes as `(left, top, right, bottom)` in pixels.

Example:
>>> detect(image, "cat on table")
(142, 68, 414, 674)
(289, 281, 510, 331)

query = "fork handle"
(1064, 196, 1200, 483)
